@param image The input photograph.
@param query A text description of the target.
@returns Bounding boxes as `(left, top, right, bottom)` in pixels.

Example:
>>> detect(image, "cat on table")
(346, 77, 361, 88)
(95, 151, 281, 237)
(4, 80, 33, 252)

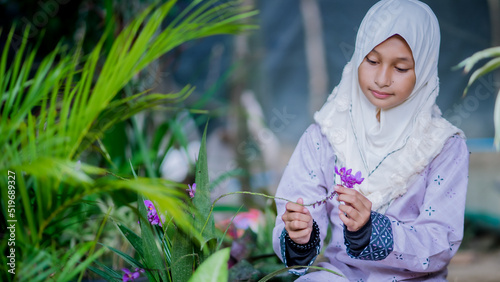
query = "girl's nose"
(375, 67, 391, 88)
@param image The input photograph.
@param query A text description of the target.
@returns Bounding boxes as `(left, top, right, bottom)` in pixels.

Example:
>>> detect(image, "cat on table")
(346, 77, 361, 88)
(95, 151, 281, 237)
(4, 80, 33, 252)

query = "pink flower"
(216, 209, 262, 238)
(122, 268, 140, 282)
(186, 183, 196, 198)
(233, 209, 261, 231)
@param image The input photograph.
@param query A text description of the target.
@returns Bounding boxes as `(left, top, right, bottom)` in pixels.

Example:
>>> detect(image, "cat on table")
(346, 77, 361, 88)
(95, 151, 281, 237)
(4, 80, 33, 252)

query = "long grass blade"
(456, 46, 500, 73)
(494, 89, 500, 150)
(463, 56, 500, 96)
(258, 265, 344, 282)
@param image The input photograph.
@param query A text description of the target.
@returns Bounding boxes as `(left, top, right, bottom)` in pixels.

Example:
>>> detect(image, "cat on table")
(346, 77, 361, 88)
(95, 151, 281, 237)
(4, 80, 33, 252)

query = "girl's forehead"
(373, 35, 413, 55)
(364, 35, 414, 64)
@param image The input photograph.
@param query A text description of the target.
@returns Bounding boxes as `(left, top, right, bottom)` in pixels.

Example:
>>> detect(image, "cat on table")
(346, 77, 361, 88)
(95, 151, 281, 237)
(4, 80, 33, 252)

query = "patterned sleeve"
(272, 124, 331, 275)
(377, 135, 469, 273)
(279, 222, 321, 275)
(344, 212, 394, 260)
(344, 135, 468, 268)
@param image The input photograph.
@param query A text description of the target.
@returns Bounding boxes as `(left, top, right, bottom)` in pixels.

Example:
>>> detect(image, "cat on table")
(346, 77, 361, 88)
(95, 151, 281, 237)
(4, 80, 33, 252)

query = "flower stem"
(200, 190, 337, 234)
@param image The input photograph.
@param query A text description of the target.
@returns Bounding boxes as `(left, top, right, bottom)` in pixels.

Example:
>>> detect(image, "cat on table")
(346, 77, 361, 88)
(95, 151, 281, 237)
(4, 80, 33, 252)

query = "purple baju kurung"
(273, 124, 469, 281)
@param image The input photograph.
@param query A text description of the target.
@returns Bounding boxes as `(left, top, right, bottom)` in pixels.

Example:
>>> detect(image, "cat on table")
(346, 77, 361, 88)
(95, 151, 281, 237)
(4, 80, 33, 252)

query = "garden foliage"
(0, 0, 256, 281)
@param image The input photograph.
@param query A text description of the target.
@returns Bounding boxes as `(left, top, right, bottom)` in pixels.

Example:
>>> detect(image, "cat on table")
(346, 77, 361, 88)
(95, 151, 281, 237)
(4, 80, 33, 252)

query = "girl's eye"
(365, 57, 377, 65)
(395, 67, 409, 73)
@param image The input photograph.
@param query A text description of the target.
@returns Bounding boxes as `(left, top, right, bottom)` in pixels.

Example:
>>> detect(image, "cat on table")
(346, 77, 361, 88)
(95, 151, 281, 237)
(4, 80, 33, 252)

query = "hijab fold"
(314, 0, 464, 213)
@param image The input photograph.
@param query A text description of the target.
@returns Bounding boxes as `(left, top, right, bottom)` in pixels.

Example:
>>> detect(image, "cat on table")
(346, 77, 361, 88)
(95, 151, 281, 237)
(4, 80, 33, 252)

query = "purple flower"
(335, 166, 364, 188)
(144, 200, 162, 226)
(186, 183, 196, 198)
(310, 167, 364, 209)
(122, 268, 140, 282)
(335, 166, 346, 176)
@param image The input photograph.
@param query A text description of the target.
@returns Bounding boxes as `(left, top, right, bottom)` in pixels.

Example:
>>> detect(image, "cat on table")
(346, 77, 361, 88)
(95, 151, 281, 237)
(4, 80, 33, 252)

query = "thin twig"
(201, 190, 337, 234)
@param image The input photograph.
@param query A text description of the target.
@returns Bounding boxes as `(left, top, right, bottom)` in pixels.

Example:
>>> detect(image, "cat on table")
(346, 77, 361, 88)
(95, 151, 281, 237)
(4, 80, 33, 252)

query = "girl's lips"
(371, 90, 392, 99)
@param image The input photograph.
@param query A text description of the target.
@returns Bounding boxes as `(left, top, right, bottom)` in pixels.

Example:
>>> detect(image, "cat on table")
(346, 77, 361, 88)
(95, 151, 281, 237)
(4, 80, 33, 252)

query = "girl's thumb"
(297, 198, 304, 205)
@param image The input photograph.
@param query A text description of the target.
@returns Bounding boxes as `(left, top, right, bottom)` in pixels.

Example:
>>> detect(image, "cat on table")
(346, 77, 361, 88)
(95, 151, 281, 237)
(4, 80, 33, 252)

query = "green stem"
(200, 190, 337, 235)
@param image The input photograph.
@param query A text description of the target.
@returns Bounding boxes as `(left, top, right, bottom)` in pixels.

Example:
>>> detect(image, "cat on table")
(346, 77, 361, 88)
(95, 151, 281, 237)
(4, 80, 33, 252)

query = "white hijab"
(314, 0, 464, 213)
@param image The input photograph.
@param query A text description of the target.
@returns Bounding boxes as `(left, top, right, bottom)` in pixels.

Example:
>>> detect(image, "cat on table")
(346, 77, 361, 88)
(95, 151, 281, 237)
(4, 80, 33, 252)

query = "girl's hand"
(335, 185, 372, 232)
(281, 198, 313, 244)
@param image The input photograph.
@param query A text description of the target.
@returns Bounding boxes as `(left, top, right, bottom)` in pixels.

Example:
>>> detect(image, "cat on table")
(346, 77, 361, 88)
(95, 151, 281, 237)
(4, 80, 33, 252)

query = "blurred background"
(1, 0, 499, 280)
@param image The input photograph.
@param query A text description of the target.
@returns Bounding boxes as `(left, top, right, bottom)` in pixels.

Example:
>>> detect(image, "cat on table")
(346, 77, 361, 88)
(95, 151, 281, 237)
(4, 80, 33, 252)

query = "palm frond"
(0, 0, 257, 279)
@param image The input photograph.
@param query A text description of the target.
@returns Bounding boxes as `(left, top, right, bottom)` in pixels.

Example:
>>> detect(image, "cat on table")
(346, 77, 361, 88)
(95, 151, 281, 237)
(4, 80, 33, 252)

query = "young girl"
(272, 0, 469, 281)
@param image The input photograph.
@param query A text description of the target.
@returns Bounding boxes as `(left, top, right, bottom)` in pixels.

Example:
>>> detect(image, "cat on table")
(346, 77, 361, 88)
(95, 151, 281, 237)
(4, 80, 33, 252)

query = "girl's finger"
(338, 203, 360, 222)
(285, 202, 304, 213)
(286, 219, 309, 231)
(336, 186, 372, 212)
(285, 198, 310, 214)
(338, 194, 368, 217)
(282, 211, 311, 223)
(339, 210, 355, 228)
(335, 185, 354, 195)
(339, 209, 366, 232)
(288, 228, 313, 242)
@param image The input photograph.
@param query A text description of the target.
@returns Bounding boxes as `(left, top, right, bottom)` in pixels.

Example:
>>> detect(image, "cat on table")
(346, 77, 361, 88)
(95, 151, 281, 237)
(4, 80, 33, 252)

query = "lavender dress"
(273, 124, 469, 281)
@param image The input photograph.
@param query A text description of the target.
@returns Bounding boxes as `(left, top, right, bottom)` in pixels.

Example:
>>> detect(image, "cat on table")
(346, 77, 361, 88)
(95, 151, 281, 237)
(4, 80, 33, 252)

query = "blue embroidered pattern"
(434, 175, 444, 185)
(394, 253, 403, 260)
(392, 220, 404, 226)
(425, 206, 435, 216)
(345, 211, 393, 260)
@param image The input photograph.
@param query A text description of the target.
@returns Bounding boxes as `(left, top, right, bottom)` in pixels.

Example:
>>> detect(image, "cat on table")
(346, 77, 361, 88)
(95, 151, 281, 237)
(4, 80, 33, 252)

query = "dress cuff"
(344, 215, 372, 256)
(280, 220, 321, 275)
(344, 211, 394, 260)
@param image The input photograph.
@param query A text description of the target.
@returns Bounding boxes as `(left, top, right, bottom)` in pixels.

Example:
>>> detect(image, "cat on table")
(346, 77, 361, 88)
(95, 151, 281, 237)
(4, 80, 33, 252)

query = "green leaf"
(100, 243, 144, 270)
(87, 265, 120, 281)
(455, 46, 500, 149)
(193, 122, 216, 253)
(463, 56, 500, 96)
(92, 260, 123, 279)
(455, 46, 500, 73)
(494, 88, 500, 150)
(171, 228, 195, 282)
(138, 194, 168, 281)
(61, 248, 105, 281)
(188, 248, 230, 282)
(15, 157, 106, 187)
(16, 246, 56, 281)
(56, 242, 93, 280)
(0, 0, 258, 279)
(117, 223, 145, 259)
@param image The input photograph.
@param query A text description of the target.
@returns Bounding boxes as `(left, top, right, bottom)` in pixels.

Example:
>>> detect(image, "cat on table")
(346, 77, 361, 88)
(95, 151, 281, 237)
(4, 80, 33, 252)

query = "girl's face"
(358, 35, 416, 111)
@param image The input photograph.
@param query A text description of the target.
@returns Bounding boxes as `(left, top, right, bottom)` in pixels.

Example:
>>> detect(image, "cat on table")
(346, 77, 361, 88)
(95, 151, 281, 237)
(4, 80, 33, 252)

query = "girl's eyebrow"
(369, 49, 413, 63)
